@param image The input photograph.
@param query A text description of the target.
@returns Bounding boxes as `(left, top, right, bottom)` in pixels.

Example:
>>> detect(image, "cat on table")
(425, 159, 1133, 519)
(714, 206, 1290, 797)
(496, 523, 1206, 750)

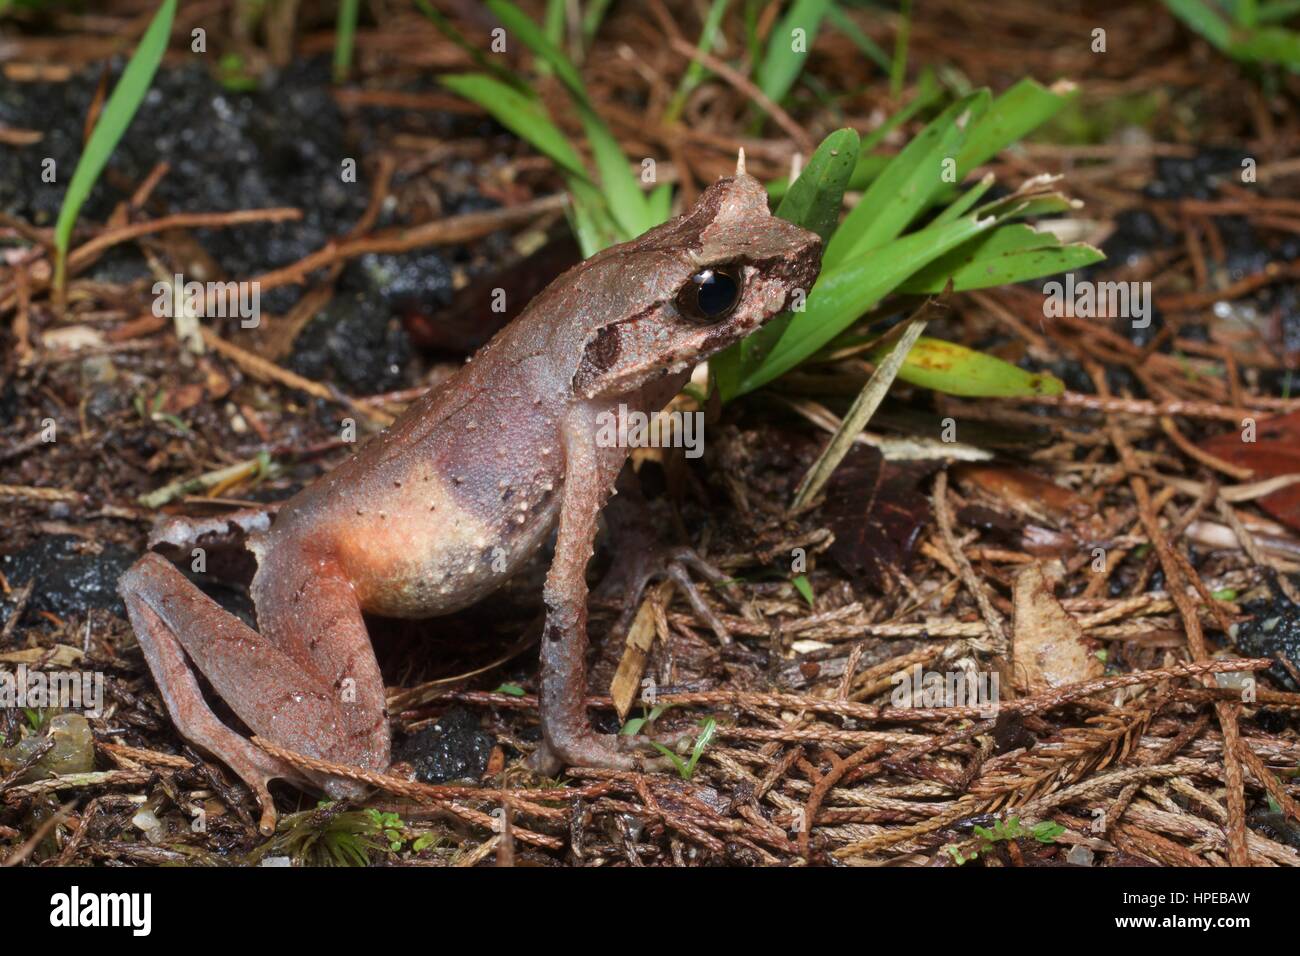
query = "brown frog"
(119, 167, 822, 832)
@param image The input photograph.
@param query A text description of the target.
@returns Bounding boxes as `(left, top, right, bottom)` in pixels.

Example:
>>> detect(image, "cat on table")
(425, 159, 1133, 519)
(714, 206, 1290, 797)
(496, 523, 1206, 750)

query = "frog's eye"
(676, 265, 743, 323)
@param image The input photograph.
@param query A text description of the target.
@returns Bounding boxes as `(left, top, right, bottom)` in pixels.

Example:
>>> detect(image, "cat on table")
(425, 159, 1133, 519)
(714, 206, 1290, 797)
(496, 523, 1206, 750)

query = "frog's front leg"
(532, 409, 686, 773)
(119, 542, 389, 832)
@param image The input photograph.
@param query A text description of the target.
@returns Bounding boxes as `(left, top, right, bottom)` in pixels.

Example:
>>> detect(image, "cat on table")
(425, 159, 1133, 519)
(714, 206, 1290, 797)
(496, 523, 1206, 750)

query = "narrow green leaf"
(581, 110, 653, 237)
(792, 574, 815, 607)
(824, 90, 990, 269)
(727, 213, 1000, 398)
(53, 0, 176, 293)
(568, 184, 620, 256)
(869, 336, 1065, 397)
(899, 231, 1104, 294)
(333, 0, 360, 84)
(766, 69, 938, 200)
(487, 0, 589, 104)
(487, 0, 650, 237)
(647, 181, 674, 225)
(1257, 0, 1300, 24)
(438, 73, 591, 183)
(1230, 26, 1300, 66)
(1161, 0, 1234, 50)
(932, 173, 995, 226)
(889, 0, 912, 99)
(581, 0, 617, 44)
(716, 128, 860, 395)
(666, 0, 732, 122)
(956, 77, 1077, 176)
(775, 127, 860, 242)
(755, 0, 833, 104)
(686, 719, 718, 776)
(825, 4, 891, 72)
(861, 67, 941, 153)
(412, 0, 526, 90)
(544, 0, 566, 50)
(768, 151, 890, 201)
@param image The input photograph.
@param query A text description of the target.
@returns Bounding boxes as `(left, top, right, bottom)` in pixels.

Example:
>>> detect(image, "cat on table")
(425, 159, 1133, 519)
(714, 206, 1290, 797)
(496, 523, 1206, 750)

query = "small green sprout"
(792, 574, 816, 608)
(650, 718, 718, 781)
(366, 809, 406, 852)
(621, 702, 675, 737)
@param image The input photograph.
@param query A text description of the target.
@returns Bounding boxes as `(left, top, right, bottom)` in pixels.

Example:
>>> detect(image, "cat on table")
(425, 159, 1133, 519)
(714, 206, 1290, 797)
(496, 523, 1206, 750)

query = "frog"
(118, 165, 823, 833)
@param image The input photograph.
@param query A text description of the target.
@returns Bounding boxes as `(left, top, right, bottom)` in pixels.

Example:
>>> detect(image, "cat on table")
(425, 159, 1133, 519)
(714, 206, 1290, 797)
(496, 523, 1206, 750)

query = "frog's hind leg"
(120, 550, 388, 832)
(249, 543, 390, 788)
(120, 553, 307, 833)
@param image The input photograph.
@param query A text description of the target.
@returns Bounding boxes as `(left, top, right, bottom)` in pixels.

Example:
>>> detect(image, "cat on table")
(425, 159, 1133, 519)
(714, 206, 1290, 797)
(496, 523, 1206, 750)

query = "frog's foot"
(527, 728, 695, 776)
(598, 471, 739, 644)
(599, 544, 738, 645)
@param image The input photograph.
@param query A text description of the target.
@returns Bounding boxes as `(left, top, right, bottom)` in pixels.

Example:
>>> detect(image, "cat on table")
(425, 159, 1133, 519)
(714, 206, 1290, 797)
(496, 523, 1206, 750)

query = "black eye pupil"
(677, 266, 742, 323)
(695, 270, 738, 316)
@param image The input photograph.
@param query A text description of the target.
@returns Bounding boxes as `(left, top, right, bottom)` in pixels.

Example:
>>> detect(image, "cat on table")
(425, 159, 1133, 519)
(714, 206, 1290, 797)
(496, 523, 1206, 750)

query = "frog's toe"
(321, 775, 372, 802)
(602, 544, 737, 646)
(528, 729, 688, 775)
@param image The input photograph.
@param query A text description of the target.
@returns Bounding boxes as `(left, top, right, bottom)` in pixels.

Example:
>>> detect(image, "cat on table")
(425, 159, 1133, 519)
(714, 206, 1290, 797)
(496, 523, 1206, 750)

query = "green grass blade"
(684, 718, 718, 776)
(1161, 0, 1234, 50)
(487, 0, 589, 104)
(825, 4, 891, 72)
(438, 73, 591, 183)
(567, 190, 607, 258)
(665, 0, 732, 122)
(53, 0, 175, 293)
(755, 0, 833, 104)
(764, 69, 940, 200)
(727, 213, 1001, 398)
(580, 109, 653, 237)
(487, 0, 651, 237)
(860, 66, 941, 153)
(869, 336, 1064, 397)
(412, 0, 527, 90)
(932, 172, 995, 225)
(1230, 26, 1300, 67)
(544, 0, 566, 49)
(333, 0, 359, 83)
(823, 90, 989, 269)
(956, 77, 1077, 176)
(715, 127, 859, 396)
(792, 574, 815, 606)
(889, 0, 912, 98)
(647, 181, 674, 224)
(899, 226, 1104, 293)
(1257, 0, 1300, 24)
(768, 150, 890, 200)
(582, 0, 617, 45)
(775, 127, 860, 242)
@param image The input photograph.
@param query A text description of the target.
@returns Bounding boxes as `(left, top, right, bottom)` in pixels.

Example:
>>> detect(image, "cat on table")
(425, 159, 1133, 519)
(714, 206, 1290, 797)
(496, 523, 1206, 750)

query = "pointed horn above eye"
(735, 147, 746, 177)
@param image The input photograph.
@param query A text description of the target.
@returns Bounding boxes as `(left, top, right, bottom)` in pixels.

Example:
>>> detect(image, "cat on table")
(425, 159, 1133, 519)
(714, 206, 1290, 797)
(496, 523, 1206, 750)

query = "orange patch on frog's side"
(328, 475, 497, 616)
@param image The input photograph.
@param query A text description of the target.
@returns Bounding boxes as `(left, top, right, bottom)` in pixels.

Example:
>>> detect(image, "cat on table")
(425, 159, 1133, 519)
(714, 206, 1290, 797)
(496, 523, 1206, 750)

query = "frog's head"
(569, 169, 822, 400)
